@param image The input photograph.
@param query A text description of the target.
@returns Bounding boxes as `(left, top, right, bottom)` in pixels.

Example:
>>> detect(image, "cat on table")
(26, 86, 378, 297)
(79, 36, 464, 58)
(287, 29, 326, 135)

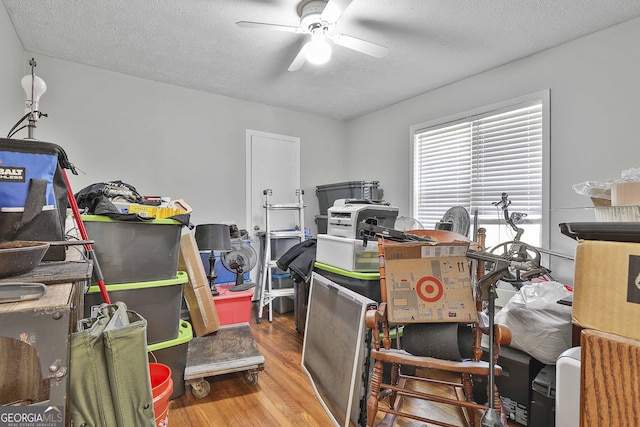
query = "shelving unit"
(257, 188, 305, 323)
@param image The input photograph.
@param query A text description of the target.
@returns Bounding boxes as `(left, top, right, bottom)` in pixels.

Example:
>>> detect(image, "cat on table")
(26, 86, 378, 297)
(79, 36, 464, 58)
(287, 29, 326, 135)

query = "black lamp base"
(208, 253, 219, 296)
(210, 284, 220, 296)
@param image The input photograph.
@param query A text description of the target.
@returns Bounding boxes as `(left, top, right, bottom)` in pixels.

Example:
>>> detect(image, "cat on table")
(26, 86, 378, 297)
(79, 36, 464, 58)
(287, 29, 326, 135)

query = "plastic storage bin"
(475, 344, 545, 426)
(316, 234, 379, 272)
(258, 232, 304, 275)
(199, 251, 250, 285)
(82, 215, 183, 284)
(148, 320, 193, 400)
(272, 273, 295, 314)
(529, 365, 556, 427)
(316, 181, 382, 215)
(315, 215, 328, 234)
(313, 262, 381, 302)
(84, 271, 188, 345)
(213, 284, 254, 325)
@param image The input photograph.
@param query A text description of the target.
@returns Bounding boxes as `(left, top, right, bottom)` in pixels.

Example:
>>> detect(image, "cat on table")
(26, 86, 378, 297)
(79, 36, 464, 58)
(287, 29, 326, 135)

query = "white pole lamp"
(20, 58, 47, 140)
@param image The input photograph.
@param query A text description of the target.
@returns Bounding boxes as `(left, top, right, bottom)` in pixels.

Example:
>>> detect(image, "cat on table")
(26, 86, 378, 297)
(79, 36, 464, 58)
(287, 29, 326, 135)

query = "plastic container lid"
(315, 181, 380, 191)
(88, 271, 188, 293)
(314, 262, 380, 280)
(81, 214, 182, 225)
(147, 320, 193, 352)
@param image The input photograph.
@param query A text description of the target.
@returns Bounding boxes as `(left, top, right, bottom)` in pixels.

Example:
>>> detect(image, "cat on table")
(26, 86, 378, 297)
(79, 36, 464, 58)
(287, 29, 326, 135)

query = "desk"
(0, 260, 91, 426)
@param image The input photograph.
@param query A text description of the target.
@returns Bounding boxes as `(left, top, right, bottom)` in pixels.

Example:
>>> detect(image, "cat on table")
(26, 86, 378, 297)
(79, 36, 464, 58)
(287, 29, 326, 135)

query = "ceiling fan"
(237, 0, 388, 72)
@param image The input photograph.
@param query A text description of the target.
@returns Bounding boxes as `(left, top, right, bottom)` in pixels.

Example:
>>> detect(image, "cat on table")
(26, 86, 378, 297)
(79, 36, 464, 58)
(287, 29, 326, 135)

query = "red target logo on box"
(416, 276, 444, 302)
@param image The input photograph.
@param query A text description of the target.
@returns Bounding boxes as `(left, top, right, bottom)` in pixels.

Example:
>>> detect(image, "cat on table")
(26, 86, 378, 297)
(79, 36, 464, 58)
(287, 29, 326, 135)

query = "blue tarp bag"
(0, 137, 73, 261)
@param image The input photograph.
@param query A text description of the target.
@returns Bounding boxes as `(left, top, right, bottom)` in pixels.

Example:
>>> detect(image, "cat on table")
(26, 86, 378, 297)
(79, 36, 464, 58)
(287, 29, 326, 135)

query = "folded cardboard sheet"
(178, 231, 220, 336)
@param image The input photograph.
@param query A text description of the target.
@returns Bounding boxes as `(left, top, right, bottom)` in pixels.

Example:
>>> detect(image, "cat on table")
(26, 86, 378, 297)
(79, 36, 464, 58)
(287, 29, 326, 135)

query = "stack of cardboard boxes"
(571, 181, 640, 426)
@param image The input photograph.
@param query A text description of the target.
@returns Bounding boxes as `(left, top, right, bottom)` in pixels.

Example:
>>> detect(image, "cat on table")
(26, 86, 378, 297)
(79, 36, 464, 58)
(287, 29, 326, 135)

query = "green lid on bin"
(81, 214, 182, 225)
(314, 262, 380, 280)
(88, 271, 188, 293)
(148, 320, 193, 352)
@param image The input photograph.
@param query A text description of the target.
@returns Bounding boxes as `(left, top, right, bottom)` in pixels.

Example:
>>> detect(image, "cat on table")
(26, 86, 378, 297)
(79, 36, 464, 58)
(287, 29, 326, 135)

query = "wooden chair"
(365, 228, 511, 427)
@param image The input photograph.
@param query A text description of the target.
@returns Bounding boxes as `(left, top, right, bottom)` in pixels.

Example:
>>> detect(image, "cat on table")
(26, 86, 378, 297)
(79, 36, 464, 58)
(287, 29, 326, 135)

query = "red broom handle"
(61, 169, 111, 304)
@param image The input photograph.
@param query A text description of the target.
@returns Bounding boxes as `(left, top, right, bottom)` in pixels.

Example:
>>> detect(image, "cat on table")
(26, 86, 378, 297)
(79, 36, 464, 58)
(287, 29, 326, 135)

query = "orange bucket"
(149, 363, 173, 427)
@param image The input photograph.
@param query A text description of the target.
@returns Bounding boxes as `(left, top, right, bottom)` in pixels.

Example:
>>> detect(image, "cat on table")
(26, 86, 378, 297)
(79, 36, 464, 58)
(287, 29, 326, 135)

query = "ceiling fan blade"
(236, 21, 304, 34)
(329, 33, 388, 58)
(288, 45, 308, 72)
(321, 0, 354, 23)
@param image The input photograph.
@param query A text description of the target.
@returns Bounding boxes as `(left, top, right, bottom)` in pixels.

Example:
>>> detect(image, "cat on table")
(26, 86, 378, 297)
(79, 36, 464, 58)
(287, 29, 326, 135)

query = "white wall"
(345, 17, 640, 285)
(0, 3, 26, 129)
(0, 55, 346, 232)
(0, 2, 346, 232)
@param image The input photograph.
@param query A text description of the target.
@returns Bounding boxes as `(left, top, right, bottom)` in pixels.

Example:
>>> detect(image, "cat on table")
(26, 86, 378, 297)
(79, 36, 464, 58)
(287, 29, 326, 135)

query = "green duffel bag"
(70, 301, 155, 427)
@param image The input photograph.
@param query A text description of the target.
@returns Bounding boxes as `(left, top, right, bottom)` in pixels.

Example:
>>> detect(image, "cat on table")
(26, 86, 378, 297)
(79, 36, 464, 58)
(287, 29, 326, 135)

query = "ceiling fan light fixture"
(305, 34, 332, 65)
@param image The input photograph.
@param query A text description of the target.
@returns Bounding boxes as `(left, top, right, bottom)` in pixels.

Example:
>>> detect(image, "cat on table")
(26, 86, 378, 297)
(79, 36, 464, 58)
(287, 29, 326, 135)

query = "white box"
(556, 347, 581, 427)
(316, 234, 379, 272)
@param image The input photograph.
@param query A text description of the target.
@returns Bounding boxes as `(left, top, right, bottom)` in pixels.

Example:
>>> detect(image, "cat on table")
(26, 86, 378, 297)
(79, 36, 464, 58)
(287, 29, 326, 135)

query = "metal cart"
(184, 322, 265, 398)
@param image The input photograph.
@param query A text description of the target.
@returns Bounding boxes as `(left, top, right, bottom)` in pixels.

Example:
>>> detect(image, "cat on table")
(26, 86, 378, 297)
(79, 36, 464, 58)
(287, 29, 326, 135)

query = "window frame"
(408, 90, 550, 249)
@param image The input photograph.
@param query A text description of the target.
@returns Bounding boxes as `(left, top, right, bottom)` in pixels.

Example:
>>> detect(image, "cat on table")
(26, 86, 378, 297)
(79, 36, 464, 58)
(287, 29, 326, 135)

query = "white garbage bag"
(494, 281, 573, 364)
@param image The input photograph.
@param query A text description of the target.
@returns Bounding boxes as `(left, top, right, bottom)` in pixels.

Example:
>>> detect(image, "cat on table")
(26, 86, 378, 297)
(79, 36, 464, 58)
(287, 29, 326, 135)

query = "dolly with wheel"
(184, 322, 265, 398)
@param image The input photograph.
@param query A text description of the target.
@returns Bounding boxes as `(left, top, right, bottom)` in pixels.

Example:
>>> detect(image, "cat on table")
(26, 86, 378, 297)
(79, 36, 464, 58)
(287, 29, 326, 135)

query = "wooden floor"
(169, 307, 518, 427)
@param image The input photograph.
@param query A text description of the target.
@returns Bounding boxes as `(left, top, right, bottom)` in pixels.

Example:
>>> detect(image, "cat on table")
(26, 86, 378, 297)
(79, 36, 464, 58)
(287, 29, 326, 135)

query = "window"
(410, 91, 549, 248)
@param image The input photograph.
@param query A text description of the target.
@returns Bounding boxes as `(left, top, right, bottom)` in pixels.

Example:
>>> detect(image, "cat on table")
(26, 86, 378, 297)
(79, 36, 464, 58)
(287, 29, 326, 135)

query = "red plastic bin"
(213, 285, 254, 325)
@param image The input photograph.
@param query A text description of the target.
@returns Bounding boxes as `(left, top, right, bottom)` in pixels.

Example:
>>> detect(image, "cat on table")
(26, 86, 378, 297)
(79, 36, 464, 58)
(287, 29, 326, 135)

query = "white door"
(245, 130, 300, 288)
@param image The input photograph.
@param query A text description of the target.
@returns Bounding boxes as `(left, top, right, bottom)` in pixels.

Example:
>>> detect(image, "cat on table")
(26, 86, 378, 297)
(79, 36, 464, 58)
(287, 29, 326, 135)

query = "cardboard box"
(590, 197, 611, 207)
(381, 241, 476, 323)
(183, 285, 220, 336)
(612, 181, 640, 206)
(112, 199, 192, 217)
(179, 231, 220, 336)
(573, 239, 640, 341)
(179, 232, 208, 289)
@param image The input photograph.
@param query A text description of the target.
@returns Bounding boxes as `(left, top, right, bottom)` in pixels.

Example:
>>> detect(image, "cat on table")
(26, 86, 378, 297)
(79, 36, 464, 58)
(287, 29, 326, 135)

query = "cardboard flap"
(179, 231, 220, 336)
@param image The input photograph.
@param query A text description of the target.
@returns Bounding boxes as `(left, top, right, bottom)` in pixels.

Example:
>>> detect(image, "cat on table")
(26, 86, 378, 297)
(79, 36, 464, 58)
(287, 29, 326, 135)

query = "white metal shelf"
(257, 188, 305, 324)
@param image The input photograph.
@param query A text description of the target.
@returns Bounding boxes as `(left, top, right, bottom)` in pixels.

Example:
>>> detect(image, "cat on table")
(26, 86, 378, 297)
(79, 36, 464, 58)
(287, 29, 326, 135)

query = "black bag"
(0, 137, 74, 261)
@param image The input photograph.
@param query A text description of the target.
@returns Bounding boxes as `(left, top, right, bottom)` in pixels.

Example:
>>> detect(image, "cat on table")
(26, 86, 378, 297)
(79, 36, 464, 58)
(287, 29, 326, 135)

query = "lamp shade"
(195, 224, 232, 252)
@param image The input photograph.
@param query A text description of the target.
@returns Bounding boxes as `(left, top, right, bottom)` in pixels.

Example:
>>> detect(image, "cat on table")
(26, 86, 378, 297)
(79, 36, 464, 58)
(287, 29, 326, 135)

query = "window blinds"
(413, 100, 543, 228)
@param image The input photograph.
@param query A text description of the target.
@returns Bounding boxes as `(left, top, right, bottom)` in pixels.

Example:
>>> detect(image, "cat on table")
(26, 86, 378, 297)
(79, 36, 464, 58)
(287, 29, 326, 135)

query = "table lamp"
(195, 224, 232, 296)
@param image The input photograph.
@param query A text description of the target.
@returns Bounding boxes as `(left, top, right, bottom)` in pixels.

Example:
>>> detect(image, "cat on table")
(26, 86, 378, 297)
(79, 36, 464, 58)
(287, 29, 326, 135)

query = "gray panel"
(302, 272, 376, 427)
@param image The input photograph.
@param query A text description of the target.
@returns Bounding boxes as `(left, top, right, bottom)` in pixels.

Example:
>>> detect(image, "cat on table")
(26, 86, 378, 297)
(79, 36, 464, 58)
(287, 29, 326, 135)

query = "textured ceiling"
(4, 0, 640, 121)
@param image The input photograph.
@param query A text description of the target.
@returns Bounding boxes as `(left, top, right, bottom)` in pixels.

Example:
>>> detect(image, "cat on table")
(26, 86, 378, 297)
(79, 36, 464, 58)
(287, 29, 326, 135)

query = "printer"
(327, 199, 399, 240)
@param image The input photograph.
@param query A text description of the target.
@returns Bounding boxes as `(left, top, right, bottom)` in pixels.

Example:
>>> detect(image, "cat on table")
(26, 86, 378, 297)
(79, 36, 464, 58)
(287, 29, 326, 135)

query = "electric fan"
(438, 206, 471, 237)
(394, 216, 424, 232)
(220, 242, 258, 292)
